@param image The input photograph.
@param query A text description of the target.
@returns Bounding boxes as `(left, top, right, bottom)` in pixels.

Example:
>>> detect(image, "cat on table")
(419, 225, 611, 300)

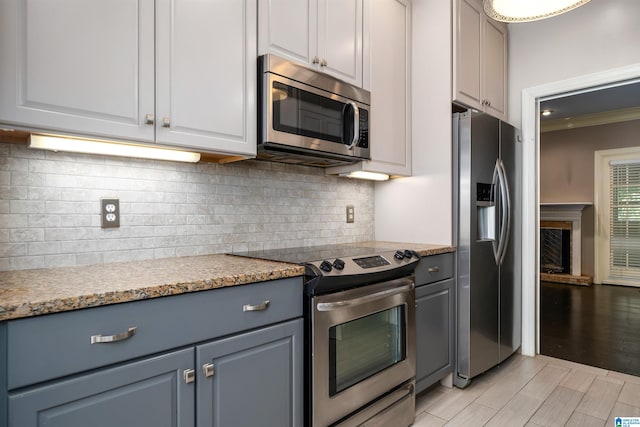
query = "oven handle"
(316, 282, 415, 311)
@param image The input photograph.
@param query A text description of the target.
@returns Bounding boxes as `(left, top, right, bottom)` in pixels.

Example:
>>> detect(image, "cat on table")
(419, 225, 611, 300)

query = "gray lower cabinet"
(196, 320, 302, 427)
(2, 278, 303, 427)
(414, 254, 455, 393)
(9, 348, 195, 427)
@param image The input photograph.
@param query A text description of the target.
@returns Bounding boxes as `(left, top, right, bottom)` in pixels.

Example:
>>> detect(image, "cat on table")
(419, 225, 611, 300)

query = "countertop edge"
(0, 260, 304, 322)
(0, 243, 455, 321)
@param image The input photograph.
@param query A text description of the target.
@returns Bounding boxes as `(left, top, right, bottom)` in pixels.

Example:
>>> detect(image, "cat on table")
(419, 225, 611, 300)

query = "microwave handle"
(346, 101, 360, 150)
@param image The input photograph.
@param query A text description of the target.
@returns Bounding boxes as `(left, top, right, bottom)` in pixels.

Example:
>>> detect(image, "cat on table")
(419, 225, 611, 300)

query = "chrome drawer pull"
(428, 266, 440, 273)
(243, 300, 270, 312)
(90, 326, 137, 344)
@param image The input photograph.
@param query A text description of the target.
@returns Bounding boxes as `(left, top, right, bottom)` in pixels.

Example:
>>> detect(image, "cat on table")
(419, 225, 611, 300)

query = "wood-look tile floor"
(414, 354, 640, 426)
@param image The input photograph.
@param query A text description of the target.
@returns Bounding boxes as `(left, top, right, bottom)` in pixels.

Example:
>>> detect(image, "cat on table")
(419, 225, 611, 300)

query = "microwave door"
(264, 74, 364, 158)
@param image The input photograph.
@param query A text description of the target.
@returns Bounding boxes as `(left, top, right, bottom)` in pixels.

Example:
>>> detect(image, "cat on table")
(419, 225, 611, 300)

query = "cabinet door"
(155, 0, 257, 156)
(482, 18, 508, 121)
(453, 0, 482, 110)
(8, 348, 194, 427)
(0, 0, 155, 141)
(318, 0, 363, 86)
(258, 0, 316, 66)
(196, 319, 303, 427)
(368, 0, 411, 176)
(415, 279, 453, 393)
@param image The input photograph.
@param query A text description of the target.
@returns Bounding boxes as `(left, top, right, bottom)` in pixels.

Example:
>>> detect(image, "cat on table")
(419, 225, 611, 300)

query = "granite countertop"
(348, 241, 455, 257)
(0, 254, 304, 322)
(0, 242, 455, 322)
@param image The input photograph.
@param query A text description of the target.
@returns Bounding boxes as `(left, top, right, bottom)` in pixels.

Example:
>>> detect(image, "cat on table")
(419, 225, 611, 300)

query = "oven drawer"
(415, 253, 454, 285)
(7, 277, 302, 389)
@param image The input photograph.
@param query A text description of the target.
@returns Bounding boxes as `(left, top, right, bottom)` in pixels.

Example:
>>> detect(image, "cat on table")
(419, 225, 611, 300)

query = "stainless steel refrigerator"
(453, 110, 521, 388)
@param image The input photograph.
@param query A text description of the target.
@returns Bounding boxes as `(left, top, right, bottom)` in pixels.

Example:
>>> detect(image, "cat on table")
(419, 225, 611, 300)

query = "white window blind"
(609, 160, 640, 279)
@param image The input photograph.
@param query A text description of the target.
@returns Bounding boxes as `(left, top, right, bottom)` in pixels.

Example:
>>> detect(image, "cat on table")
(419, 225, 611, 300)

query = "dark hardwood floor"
(540, 281, 640, 376)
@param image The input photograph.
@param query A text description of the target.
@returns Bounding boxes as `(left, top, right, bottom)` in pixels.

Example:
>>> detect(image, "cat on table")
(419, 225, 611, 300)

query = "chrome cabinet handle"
(162, 117, 171, 128)
(183, 369, 195, 384)
(144, 114, 154, 125)
(428, 266, 440, 273)
(203, 363, 215, 378)
(243, 300, 270, 312)
(90, 326, 137, 344)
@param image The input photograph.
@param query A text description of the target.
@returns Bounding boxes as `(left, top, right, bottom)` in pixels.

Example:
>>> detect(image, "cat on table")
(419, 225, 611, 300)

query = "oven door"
(311, 277, 416, 427)
(262, 73, 370, 160)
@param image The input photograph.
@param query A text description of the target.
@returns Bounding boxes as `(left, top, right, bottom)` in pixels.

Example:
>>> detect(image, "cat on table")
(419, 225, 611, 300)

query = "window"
(610, 161, 640, 278)
(595, 147, 640, 286)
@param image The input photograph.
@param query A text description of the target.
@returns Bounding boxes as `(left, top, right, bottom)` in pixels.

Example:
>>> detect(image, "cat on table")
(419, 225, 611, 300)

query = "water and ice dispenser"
(477, 183, 495, 241)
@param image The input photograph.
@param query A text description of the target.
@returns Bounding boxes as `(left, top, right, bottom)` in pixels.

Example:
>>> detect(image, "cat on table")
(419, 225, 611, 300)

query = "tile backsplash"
(0, 143, 375, 271)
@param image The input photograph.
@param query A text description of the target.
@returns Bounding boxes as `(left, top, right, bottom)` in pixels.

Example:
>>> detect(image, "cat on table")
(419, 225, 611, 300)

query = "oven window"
(272, 81, 353, 144)
(329, 305, 406, 396)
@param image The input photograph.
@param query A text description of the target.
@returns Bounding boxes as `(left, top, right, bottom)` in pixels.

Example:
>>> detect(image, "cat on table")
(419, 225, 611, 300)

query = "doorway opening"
(520, 64, 640, 374)
(537, 80, 640, 374)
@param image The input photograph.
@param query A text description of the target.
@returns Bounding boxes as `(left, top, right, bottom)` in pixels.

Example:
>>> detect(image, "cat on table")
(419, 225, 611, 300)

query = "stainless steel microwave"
(258, 54, 370, 167)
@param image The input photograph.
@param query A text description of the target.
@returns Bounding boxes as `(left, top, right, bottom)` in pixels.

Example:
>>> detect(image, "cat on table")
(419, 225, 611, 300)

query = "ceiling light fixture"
(483, 0, 591, 23)
(541, 109, 553, 116)
(29, 134, 201, 163)
(339, 171, 390, 181)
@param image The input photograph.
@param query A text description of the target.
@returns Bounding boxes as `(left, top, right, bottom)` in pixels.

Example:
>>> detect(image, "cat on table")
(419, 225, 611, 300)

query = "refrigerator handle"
(491, 161, 501, 264)
(497, 159, 512, 265)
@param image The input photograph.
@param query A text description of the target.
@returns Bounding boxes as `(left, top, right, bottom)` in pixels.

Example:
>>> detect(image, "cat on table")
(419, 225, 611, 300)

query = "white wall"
(509, 0, 640, 129)
(375, 0, 453, 245)
(509, 0, 640, 356)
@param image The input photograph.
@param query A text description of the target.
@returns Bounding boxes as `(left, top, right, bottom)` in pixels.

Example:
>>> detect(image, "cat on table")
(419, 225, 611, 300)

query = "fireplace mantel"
(540, 202, 592, 276)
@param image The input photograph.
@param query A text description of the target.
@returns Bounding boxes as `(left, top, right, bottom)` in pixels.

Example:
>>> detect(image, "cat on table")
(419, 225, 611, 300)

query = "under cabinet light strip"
(339, 171, 390, 181)
(29, 134, 201, 163)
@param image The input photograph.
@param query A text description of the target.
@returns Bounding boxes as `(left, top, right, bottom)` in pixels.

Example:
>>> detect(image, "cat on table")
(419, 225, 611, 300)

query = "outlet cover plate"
(101, 198, 120, 228)
(346, 205, 355, 223)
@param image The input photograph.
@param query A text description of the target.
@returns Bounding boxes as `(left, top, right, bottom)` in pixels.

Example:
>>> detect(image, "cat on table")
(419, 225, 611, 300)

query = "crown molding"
(541, 106, 640, 133)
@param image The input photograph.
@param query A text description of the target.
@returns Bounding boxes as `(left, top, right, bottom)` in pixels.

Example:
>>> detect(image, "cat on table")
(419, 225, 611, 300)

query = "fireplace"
(539, 203, 592, 285)
(540, 221, 571, 274)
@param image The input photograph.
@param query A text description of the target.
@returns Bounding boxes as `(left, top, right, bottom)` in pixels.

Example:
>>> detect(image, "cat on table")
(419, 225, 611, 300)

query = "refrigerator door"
(498, 120, 521, 362)
(456, 112, 501, 380)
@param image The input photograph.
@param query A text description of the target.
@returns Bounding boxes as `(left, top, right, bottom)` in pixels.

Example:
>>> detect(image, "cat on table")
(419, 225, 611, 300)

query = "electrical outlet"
(101, 198, 120, 228)
(346, 205, 355, 223)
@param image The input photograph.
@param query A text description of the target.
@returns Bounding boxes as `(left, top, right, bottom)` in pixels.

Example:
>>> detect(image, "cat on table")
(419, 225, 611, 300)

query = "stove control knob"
(404, 250, 415, 259)
(394, 251, 405, 260)
(320, 260, 333, 272)
(333, 259, 345, 270)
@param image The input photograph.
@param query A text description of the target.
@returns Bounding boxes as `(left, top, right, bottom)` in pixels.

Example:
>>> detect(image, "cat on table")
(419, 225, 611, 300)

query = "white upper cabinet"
(0, 0, 155, 141)
(453, 0, 508, 121)
(259, 0, 364, 87)
(0, 0, 256, 158)
(327, 0, 411, 177)
(155, 0, 256, 155)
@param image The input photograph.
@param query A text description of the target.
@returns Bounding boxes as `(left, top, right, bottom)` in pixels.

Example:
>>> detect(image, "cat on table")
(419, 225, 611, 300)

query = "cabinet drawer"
(415, 253, 454, 285)
(7, 277, 302, 390)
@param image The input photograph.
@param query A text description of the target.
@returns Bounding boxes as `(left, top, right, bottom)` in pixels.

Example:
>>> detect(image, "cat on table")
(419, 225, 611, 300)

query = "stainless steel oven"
(312, 276, 416, 427)
(258, 54, 370, 167)
(234, 245, 419, 427)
